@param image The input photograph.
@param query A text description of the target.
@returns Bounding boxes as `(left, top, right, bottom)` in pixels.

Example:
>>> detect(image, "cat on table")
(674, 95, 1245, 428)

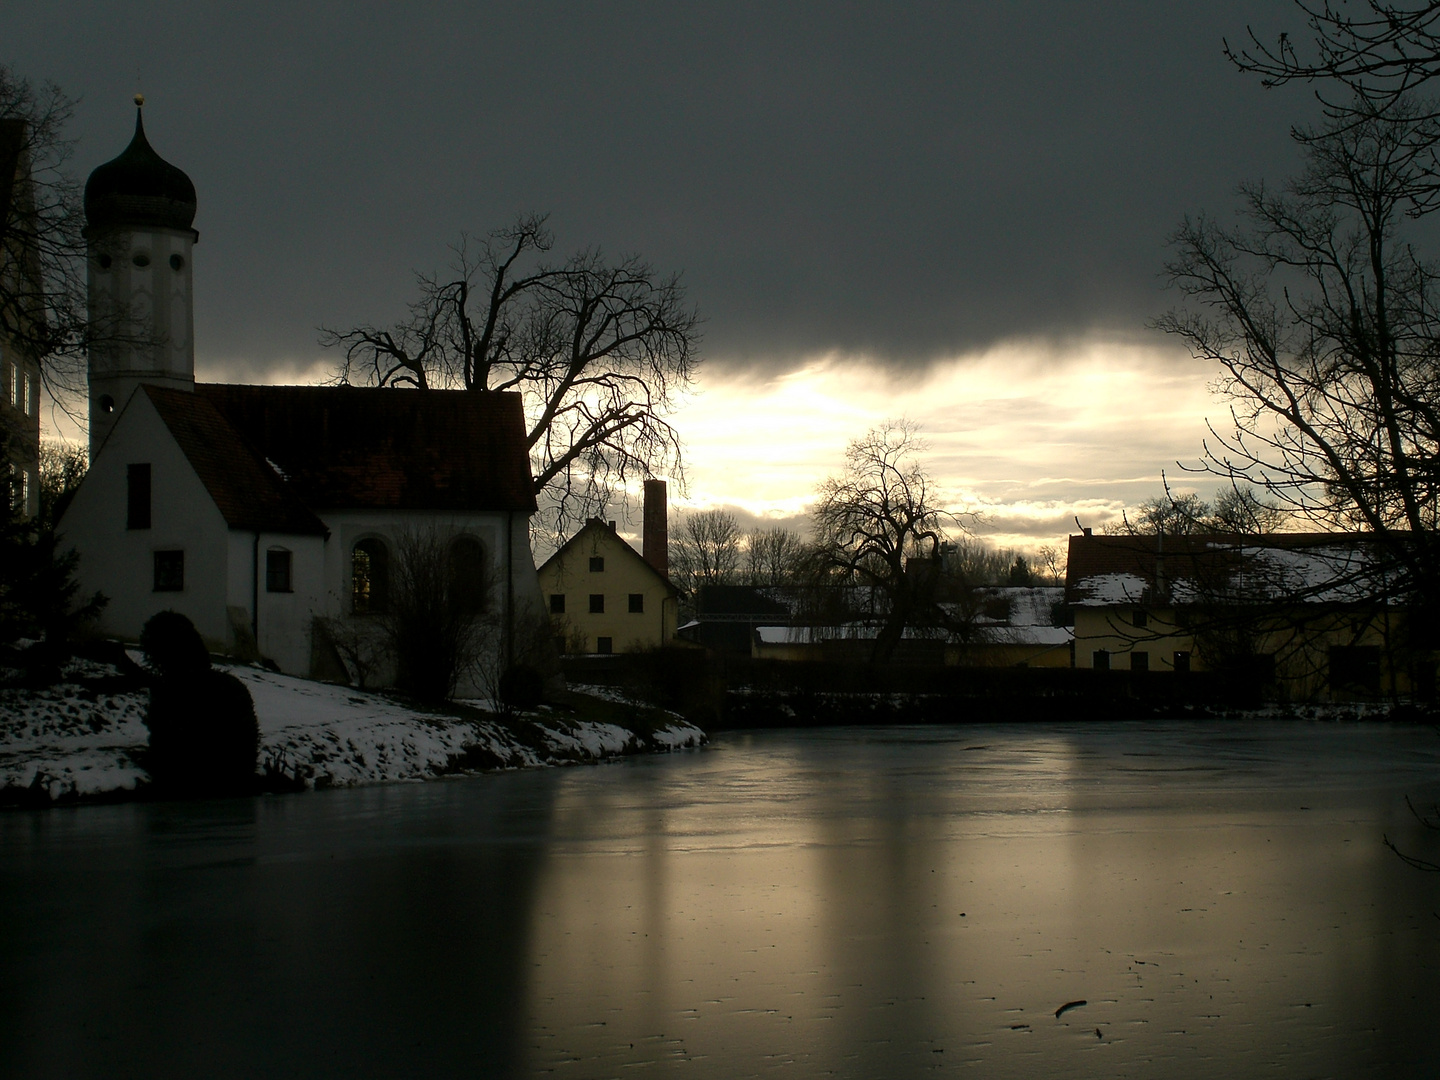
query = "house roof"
(196, 384, 537, 513)
(143, 386, 326, 535)
(1065, 532, 1407, 608)
(538, 518, 676, 593)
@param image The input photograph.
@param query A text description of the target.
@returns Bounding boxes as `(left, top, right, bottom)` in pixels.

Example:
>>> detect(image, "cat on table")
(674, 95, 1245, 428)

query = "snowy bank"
(0, 659, 705, 806)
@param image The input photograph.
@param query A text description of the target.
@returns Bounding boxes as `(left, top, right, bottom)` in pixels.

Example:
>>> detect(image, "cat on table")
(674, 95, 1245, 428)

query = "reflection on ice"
(1, 721, 1437, 1078)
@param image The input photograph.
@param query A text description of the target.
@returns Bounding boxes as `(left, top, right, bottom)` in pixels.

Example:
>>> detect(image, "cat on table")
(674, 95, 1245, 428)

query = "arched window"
(447, 536, 488, 616)
(352, 538, 390, 614)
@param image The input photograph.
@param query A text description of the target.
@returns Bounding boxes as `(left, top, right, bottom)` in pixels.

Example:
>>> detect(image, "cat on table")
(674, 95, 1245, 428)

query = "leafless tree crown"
(321, 214, 701, 538)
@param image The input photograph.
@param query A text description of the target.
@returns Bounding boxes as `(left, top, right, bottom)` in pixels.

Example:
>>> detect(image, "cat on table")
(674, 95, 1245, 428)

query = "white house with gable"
(58, 102, 545, 696)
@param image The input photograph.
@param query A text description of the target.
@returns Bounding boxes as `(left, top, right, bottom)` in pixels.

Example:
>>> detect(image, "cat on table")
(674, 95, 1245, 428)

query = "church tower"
(82, 97, 197, 457)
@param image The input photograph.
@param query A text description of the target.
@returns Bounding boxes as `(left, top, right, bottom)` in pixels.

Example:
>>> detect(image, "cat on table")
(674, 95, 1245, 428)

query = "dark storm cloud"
(5, 1, 1307, 374)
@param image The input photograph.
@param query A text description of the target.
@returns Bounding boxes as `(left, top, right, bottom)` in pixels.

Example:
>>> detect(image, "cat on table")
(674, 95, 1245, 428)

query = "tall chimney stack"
(643, 478, 668, 577)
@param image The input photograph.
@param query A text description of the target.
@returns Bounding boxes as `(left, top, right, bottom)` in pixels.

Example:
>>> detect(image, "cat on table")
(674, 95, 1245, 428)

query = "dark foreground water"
(3, 722, 1440, 1079)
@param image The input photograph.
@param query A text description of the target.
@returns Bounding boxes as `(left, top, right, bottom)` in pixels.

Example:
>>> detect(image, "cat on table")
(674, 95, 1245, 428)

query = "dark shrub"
(498, 664, 544, 711)
(141, 612, 259, 797)
(140, 610, 210, 678)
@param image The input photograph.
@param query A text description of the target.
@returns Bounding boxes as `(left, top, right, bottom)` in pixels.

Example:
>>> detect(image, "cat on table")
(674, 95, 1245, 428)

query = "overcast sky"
(5, 1, 1327, 551)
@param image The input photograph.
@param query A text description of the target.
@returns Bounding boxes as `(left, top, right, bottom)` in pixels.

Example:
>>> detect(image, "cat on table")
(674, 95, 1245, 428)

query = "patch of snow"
(1073, 572, 1148, 606)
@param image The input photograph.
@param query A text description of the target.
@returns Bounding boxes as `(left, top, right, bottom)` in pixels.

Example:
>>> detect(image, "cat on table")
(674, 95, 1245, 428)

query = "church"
(58, 102, 545, 694)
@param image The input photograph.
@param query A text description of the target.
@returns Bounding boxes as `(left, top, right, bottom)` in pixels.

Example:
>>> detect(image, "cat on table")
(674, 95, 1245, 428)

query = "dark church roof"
(196, 384, 538, 513)
(84, 108, 197, 233)
(143, 386, 325, 536)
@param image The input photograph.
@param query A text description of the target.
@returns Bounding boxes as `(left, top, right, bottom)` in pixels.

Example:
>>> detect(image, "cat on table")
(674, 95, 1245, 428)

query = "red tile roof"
(143, 386, 326, 535)
(195, 384, 537, 513)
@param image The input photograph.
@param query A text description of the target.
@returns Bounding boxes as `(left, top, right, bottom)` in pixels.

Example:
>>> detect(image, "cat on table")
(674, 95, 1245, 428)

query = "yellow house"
(1066, 531, 1432, 701)
(538, 517, 678, 654)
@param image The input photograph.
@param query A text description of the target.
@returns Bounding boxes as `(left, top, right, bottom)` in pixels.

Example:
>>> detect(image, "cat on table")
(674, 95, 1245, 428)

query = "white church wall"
(225, 531, 327, 676)
(61, 391, 231, 649)
(316, 508, 545, 697)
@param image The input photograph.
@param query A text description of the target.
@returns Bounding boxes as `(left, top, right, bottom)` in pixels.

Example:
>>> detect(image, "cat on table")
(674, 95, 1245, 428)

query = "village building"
(537, 479, 677, 654)
(1, 117, 42, 518)
(57, 104, 545, 695)
(1066, 530, 1431, 701)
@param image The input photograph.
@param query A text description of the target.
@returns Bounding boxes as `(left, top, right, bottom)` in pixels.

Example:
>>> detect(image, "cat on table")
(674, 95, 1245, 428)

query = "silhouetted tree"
(742, 526, 808, 586)
(811, 420, 973, 664)
(670, 508, 742, 601)
(321, 215, 700, 538)
(1156, 97, 1440, 605)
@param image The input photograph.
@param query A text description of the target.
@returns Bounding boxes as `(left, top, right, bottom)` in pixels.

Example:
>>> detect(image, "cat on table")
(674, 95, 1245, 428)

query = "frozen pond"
(3, 720, 1439, 1078)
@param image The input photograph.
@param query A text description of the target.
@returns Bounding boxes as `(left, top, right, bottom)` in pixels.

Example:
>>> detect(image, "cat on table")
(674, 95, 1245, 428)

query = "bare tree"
(744, 526, 808, 586)
(1228, 3, 1440, 106)
(321, 215, 700, 537)
(380, 526, 494, 702)
(811, 420, 973, 664)
(669, 508, 742, 601)
(1157, 97, 1440, 604)
(0, 67, 88, 404)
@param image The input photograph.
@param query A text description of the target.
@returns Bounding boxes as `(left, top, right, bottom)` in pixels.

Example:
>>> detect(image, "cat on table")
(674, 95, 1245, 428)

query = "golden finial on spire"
(134, 93, 145, 108)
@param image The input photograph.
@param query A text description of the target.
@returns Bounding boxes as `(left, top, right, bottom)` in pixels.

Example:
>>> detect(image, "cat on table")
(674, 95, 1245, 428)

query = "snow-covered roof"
(1066, 532, 1409, 608)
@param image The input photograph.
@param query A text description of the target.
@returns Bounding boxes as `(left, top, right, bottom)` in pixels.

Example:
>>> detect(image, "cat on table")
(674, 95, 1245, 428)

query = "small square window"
(1131, 650, 1149, 672)
(596, 636, 613, 654)
(153, 550, 184, 592)
(589, 556, 605, 572)
(628, 593, 644, 613)
(550, 593, 566, 614)
(266, 549, 292, 593)
(589, 593, 605, 614)
(1093, 649, 1110, 671)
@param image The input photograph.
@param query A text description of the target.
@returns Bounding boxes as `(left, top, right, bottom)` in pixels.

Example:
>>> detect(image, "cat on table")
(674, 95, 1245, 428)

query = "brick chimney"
(642, 478, 668, 577)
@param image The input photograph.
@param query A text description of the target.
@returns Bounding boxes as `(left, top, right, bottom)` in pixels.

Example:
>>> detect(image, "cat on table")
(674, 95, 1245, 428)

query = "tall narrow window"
(22, 373, 33, 417)
(448, 536, 488, 615)
(266, 549, 293, 593)
(352, 538, 390, 614)
(153, 550, 184, 592)
(127, 464, 151, 530)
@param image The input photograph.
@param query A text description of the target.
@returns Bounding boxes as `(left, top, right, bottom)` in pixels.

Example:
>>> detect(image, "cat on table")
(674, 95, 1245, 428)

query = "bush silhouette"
(141, 612, 259, 797)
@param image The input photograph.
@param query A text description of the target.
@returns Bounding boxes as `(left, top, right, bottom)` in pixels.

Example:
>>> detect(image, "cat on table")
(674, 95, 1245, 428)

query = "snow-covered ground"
(0, 660, 705, 805)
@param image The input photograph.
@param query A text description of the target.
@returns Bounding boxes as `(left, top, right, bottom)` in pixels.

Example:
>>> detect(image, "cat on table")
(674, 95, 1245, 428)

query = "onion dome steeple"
(83, 96, 196, 232)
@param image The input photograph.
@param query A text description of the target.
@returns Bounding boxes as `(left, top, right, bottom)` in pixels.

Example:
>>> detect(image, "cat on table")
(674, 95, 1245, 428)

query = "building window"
(448, 536, 488, 614)
(1131, 650, 1149, 672)
(352, 538, 389, 614)
(589, 593, 605, 614)
(153, 550, 184, 592)
(22, 373, 33, 416)
(550, 593, 566, 614)
(596, 636, 613, 654)
(266, 549, 293, 593)
(127, 463, 151, 530)
(1173, 650, 1191, 674)
(1330, 645, 1381, 695)
(589, 556, 605, 572)
(628, 593, 644, 613)
(1132, 609, 1148, 629)
(1093, 649, 1110, 671)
